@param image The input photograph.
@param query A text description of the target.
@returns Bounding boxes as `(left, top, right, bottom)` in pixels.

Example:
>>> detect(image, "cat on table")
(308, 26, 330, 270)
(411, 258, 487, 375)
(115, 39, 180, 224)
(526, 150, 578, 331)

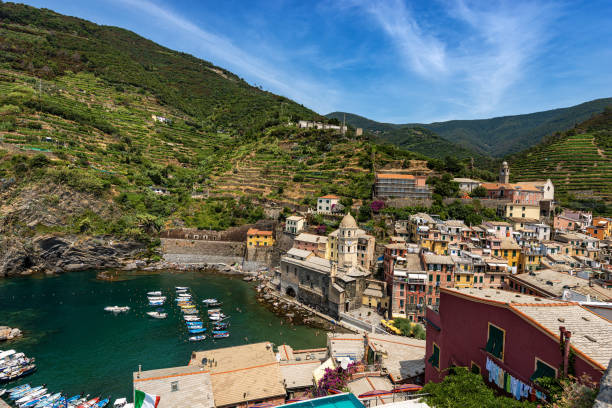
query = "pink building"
(481, 183, 543, 205)
(425, 288, 611, 402)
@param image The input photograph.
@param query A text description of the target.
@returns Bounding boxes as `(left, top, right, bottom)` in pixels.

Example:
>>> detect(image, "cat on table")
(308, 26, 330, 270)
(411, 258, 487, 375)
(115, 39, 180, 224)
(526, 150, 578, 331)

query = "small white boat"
(113, 398, 128, 408)
(175, 286, 189, 291)
(183, 315, 200, 321)
(146, 311, 167, 319)
(202, 298, 218, 304)
(147, 291, 162, 296)
(104, 306, 130, 313)
(189, 335, 206, 342)
(147, 296, 166, 301)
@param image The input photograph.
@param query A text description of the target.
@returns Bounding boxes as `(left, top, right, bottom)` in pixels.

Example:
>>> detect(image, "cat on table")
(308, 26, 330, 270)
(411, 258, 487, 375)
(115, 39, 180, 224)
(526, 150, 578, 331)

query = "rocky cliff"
(0, 181, 144, 277)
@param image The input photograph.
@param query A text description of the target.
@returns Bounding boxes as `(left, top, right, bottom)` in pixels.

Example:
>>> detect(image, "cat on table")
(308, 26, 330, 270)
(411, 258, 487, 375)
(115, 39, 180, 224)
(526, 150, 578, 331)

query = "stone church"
(277, 214, 385, 318)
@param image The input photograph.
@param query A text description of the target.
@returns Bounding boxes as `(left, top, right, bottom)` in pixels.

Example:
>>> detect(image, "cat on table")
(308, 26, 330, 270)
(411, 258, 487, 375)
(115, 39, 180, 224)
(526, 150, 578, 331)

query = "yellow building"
(505, 203, 540, 220)
(518, 250, 542, 272)
(500, 239, 521, 270)
(454, 261, 474, 288)
(420, 238, 449, 255)
(246, 228, 275, 247)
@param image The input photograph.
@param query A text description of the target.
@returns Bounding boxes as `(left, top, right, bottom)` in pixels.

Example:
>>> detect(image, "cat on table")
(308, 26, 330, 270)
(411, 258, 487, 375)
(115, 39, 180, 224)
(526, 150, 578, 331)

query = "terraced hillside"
(0, 3, 433, 235)
(510, 108, 612, 202)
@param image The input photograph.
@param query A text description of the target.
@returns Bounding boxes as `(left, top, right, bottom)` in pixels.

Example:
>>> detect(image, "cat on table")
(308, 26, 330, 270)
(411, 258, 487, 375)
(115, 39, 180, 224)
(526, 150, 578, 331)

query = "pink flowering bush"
(313, 362, 357, 397)
(370, 200, 385, 213)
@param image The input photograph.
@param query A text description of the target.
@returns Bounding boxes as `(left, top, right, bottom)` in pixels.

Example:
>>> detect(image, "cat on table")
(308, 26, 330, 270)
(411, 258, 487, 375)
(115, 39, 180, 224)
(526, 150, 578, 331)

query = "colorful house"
(425, 288, 611, 399)
(246, 228, 275, 247)
(499, 239, 521, 272)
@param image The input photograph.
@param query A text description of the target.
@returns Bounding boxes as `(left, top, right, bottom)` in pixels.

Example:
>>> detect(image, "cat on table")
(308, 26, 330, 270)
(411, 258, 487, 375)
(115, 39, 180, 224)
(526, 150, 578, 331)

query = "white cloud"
(109, 0, 339, 112)
(362, 0, 448, 77)
(352, 0, 560, 117)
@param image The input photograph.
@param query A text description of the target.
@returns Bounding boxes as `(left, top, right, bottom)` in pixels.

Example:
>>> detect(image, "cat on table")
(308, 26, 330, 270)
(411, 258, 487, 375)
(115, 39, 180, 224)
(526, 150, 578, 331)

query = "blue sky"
(18, 0, 612, 123)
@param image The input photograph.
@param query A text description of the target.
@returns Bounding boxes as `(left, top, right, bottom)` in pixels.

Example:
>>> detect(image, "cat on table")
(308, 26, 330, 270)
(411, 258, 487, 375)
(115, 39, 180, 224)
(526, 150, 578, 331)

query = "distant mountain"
(328, 98, 612, 157)
(509, 107, 612, 205)
(325, 112, 490, 164)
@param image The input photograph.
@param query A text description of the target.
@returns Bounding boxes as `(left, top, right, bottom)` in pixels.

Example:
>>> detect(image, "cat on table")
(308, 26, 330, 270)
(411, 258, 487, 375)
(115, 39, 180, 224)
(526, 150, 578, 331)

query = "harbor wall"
(161, 238, 245, 258)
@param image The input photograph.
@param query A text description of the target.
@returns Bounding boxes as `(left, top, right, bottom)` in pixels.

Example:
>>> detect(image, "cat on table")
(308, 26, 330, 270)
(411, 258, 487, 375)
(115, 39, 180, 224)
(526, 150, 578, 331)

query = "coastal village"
(80, 161, 611, 407)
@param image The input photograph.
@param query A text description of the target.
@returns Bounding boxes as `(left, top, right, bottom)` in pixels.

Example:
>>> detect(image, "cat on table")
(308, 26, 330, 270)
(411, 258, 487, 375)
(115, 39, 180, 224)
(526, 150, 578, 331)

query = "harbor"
(0, 270, 326, 401)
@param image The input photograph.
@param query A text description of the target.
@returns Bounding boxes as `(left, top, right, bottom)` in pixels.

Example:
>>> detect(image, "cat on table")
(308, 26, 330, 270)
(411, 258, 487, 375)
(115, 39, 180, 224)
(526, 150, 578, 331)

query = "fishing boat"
(0, 364, 36, 383)
(213, 332, 230, 339)
(208, 313, 228, 321)
(182, 309, 198, 315)
(66, 395, 82, 405)
(147, 291, 161, 296)
(188, 328, 206, 334)
(189, 335, 206, 342)
(51, 397, 67, 408)
(35, 392, 61, 407)
(183, 315, 200, 321)
(103, 306, 130, 313)
(212, 322, 230, 329)
(148, 300, 164, 306)
(21, 394, 49, 408)
(201, 298, 218, 304)
(146, 311, 167, 319)
(147, 296, 166, 301)
(175, 286, 189, 291)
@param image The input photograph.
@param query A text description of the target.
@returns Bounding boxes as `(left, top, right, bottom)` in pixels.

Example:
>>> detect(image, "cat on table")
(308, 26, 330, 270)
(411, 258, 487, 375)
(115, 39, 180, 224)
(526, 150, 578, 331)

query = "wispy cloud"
(350, 0, 560, 116)
(362, 0, 447, 77)
(108, 0, 339, 112)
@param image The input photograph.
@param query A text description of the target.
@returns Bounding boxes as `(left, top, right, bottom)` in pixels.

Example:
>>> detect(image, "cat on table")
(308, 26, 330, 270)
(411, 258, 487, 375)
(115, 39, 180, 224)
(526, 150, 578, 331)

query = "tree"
(358, 203, 371, 222)
(428, 174, 460, 198)
(370, 200, 385, 213)
(422, 368, 536, 408)
(470, 186, 487, 198)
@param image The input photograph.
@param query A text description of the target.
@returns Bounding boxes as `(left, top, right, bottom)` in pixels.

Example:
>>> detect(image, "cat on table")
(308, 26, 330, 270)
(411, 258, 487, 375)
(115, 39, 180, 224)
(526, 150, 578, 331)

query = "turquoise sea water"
(0, 270, 325, 400)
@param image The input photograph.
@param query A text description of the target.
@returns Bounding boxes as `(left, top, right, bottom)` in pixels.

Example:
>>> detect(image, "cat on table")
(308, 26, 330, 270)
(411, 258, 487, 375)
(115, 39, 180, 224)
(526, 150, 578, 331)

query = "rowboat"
(175, 286, 189, 291)
(95, 397, 110, 407)
(0, 364, 36, 383)
(147, 291, 161, 296)
(213, 332, 230, 339)
(188, 328, 206, 334)
(146, 311, 167, 319)
(212, 322, 230, 329)
(189, 335, 206, 342)
(147, 296, 166, 301)
(182, 309, 198, 315)
(77, 397, 100, 408)
(183, 315, 200, 321)
(15, 387, 46, 405)
(7, 383, 30, 394)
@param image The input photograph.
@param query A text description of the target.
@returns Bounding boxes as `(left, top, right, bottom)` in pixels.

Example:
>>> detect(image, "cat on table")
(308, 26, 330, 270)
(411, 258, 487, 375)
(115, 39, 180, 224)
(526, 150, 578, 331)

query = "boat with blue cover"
(188, 328, 206, 334)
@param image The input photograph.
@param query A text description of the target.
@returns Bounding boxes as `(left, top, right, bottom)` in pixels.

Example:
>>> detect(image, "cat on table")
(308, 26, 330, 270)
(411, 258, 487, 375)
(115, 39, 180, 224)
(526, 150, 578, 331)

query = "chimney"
(138, 364, 141, 378)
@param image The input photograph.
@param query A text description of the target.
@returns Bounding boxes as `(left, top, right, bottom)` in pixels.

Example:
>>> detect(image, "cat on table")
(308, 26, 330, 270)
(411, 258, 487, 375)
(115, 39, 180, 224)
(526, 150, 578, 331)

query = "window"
(530, 359, 557, 382)
(428, 343, 440, 368)
(428, 298, 432, 305)
(479, 276, 483, 283)
(447, 274, 451, 282)
(171, 381, 179, 392)
(429, 275, 433, 282)
(485, 323, 505, 360)
(436, 275, 441, 282)
(399, 299, 404, 307)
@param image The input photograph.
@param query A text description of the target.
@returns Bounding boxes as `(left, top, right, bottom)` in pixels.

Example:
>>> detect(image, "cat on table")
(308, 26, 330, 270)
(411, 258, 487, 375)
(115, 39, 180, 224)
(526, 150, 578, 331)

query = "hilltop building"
(374, 172, 431, 200)
(297, 120, 347, 133)
(317, 195, 341, 214)
(482, 162, 554, 206)
(452, 178, 482, 193)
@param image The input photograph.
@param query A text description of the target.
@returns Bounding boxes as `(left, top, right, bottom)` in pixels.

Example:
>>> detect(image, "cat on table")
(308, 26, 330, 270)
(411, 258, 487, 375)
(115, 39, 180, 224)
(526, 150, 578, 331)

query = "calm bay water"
(0, 270, 325, 400)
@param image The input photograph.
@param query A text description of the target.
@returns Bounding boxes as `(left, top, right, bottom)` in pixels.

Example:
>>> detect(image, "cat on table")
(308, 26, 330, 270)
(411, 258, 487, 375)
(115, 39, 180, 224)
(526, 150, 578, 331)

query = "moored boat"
(213, 332, 230, 339)
(188, 328, 206, 334)
(146, 311, 167, 319)
(188, 335, 206, 342)
(103, 306, 130, 313)
(147, 291, 161, 296)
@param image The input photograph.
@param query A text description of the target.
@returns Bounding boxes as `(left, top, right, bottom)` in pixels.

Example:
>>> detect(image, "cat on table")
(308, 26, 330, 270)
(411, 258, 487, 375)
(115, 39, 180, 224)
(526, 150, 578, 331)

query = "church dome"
(339, 213, 358, 228)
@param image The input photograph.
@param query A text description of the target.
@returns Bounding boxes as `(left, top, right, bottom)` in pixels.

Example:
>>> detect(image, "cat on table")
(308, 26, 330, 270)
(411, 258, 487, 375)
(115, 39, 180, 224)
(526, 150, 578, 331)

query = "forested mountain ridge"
(328, 98, 612, 157)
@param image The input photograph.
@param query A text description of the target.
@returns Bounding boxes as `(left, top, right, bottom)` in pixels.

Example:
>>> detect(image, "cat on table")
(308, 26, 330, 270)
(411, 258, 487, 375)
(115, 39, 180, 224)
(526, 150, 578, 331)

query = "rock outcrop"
(0, 326, 22, 341)
(0, 235, 143, 277)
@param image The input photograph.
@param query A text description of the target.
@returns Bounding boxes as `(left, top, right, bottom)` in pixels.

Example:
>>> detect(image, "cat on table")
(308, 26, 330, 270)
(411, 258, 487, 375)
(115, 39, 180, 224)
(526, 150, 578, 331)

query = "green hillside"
(325, 112, 487, 163)
(509, 107, 612, 205)
(0, 2, 432, 237)
(329, 97, 612, 157)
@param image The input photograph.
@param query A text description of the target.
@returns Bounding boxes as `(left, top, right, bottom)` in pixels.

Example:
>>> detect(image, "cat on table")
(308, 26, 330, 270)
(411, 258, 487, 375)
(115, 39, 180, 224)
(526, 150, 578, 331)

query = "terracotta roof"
(319, 194, 340, 199)
(247, 228, 273, 236)
(189, 343, 285, 407)
(376, 173, 416, 179)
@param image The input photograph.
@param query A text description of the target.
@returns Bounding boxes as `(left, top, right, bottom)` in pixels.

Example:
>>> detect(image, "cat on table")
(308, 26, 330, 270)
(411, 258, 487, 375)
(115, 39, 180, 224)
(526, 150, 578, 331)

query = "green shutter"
(530, 360, 556, 381)
(486, 324, 504, 359)
(428, 344, 440, 368)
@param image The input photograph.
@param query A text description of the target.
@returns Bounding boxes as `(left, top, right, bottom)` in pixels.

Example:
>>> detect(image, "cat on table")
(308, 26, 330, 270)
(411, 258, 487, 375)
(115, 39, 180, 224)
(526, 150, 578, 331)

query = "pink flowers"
(313, 362, 357, 396)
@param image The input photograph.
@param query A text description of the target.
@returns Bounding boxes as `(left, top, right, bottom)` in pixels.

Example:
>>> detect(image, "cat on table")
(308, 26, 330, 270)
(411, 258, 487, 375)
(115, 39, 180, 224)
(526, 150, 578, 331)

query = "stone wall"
(385, 198, 432, 208)
(594, 358, 612, 407)
(161, 238, 245, 258)
(443, 197, 510, 209)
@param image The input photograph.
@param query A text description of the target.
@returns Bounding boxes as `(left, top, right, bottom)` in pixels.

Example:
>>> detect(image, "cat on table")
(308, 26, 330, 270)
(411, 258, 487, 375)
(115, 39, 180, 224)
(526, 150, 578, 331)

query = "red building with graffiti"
(425, 287, 611, 401)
